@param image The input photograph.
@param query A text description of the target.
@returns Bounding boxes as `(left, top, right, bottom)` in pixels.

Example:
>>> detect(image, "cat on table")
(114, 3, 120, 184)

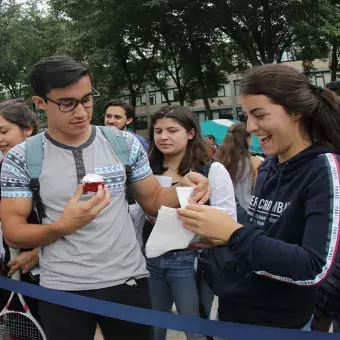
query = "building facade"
(120, 59, 337, 138)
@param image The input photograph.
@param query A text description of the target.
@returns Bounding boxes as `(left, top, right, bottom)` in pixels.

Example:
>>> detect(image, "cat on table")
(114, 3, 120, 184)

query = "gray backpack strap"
(99, 126, 132, 179)
(25, 133, 46, 220)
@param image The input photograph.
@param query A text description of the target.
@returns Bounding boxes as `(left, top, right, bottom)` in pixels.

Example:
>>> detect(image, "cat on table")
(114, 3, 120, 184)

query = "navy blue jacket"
(220, 145, 340, 328)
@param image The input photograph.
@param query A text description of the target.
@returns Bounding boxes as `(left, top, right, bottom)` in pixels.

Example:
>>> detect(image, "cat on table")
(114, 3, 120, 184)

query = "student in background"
(145, 105, 236, 340)
(104, 100, 149, 151)
(215, 122, 262, 219)
(0, 99, 40, 320)
(205, 135, 218, 157)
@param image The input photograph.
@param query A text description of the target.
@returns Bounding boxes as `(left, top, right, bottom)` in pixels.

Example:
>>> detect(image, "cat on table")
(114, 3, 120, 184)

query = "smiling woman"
(0, 99, 38, 156)
(177, 64, 340, 331)
(0, 99, 40, 324)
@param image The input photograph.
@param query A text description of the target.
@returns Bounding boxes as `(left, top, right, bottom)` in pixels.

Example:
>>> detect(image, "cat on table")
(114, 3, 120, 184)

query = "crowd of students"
(0, 55, 339, 340)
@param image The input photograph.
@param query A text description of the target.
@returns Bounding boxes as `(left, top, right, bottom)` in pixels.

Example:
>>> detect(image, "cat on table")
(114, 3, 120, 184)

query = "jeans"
(39, 278, 153, 340)
(199, 277, 215, 319)
(147, 250, 206, 340)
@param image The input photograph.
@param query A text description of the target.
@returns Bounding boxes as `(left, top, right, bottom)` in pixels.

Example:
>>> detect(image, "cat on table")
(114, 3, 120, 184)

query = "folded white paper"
(156, 175, 172, 187)
(176, 187, 194, 208)
(145, 206, 198, 258)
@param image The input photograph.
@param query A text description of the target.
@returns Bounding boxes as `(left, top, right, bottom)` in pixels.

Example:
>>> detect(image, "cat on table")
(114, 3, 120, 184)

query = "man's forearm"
(3, 221, 64, 249)
(146, 186, 180, 216)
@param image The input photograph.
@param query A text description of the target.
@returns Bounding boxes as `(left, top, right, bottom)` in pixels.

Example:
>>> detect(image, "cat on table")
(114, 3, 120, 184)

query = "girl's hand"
(177, 205, 241, 242)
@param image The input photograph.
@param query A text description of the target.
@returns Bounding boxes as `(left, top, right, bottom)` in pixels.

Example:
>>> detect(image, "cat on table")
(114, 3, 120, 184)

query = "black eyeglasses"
(46, 88, 100, 113)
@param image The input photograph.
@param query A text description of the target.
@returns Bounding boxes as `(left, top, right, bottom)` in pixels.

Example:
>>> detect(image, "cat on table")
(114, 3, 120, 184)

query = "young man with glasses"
(0, 56, 210, 340)
(104, 100, 149, 151)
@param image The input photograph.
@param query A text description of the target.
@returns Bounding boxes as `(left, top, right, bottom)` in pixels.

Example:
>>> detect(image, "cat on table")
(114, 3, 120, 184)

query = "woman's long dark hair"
(148, 105, 209, 175)
(215, 122, 251, 184)
(0, 99, 38, 136)
(240, 64, 340, 153)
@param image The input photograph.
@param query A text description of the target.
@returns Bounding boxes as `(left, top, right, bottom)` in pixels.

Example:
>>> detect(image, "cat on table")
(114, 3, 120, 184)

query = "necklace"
(166, 165, 179, 173)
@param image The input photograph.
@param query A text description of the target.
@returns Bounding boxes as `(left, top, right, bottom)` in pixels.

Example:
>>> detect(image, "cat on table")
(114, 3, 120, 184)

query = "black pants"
(39, 278, 153, 340)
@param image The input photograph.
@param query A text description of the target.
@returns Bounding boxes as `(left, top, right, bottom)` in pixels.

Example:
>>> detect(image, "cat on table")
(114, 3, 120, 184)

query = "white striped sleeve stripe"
(254, 153, 340, 286)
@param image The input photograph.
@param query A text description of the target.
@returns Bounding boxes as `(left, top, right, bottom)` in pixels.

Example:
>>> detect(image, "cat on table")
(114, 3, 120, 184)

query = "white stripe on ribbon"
(255, 153, 340, 286)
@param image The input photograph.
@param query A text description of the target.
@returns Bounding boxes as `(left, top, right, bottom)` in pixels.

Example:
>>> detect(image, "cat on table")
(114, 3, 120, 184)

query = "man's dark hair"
(104, 100, 135, 119)
(206, 134, 216, 142)
(326, 81, 340, 96)
(30, 56, 89, 99)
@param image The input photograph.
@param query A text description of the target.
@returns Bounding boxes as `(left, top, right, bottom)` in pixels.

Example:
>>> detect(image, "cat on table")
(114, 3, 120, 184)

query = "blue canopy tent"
(200, 119, 263, 154)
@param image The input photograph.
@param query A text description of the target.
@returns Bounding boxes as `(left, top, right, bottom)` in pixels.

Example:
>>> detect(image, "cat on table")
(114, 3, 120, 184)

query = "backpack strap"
(98, 126, 132, 181)
(25, 133, 46, 222)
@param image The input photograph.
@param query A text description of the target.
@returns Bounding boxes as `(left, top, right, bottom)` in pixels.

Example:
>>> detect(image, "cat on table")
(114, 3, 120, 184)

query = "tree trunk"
(179, 91, 185, 106)
(202, 91, 212, 120)
(129, 90, 137, 133)
(331, 42, 338, 81)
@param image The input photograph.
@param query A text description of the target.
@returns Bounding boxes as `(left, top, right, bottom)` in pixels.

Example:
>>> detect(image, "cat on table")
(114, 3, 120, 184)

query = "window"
(225, 82, 231, 97)
(218, 87, 225, 97)
(174, 90, 180, 102)
(324, 72, 331, 85)
(218, 108, 234, 120)
(141, 94, 146, 106)
(212, 110, 220, 120)
(123, 96, 130, 104)
(195, 111, 206, 123)
(135, 116, 148, 130)
(149, 91, 156, 105)
(234, 80, 241, 96)
(136, 96, 142, 107)
(208, 90, 218, 98)
(136, 94, 147, 107)
(315, 74, 325, 88)
(161, 89, 175, 103)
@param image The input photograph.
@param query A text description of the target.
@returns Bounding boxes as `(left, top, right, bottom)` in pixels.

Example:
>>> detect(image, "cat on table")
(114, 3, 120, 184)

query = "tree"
(292, 0, 340, 81)
(49, 0, 159, 113)
(0, 0, 68, 99)
(192, 0, 335, 66)
(145, 0, 232, 118)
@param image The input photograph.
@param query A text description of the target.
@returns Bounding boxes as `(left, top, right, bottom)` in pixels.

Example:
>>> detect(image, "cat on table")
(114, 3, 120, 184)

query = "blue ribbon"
(0, 277, 336, 339)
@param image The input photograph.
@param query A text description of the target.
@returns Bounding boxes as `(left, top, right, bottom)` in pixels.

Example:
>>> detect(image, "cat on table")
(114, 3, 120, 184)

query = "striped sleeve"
(122, 131, 152, 182)
(1, 142, 33, 198)
(228, 153, 340, 287)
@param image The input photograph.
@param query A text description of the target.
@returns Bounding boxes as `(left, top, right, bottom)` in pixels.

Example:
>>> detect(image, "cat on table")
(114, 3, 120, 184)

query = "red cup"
(82, 182, 105, 193)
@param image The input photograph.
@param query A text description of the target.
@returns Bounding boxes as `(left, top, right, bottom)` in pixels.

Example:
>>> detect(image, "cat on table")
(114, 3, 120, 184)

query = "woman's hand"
(177, 205, 242, 242)
(7, 248, 39, 276)
(181, 172, 210, 205)
(188, 238, 226, 250)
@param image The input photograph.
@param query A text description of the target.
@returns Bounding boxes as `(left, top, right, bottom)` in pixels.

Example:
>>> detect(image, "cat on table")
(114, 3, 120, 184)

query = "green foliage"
(1, 0, 340, 122)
